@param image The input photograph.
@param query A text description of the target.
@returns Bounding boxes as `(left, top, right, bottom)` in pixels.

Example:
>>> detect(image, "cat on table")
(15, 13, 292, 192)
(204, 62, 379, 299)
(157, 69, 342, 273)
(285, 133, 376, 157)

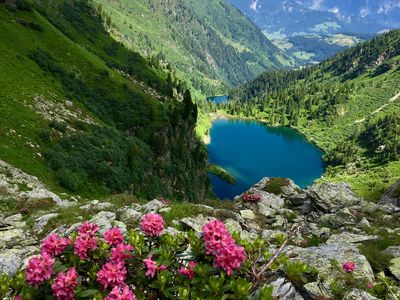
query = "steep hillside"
(0, 0, 210, 201)
(93, 0, 292, 95)
(227, 29, 400, 200)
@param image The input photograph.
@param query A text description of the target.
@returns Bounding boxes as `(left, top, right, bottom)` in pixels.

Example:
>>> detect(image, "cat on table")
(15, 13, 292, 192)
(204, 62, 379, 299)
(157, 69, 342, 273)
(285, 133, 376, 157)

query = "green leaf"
(76, 289, 100, 298)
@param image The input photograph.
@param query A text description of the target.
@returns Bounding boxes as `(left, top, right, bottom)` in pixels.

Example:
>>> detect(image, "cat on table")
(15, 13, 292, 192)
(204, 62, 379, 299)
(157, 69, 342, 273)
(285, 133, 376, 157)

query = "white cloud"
(250, 0, 259, 12)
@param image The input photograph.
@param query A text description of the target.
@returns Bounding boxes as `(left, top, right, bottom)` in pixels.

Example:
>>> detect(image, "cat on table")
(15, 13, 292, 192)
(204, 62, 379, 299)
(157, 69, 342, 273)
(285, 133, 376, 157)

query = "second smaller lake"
(207, 95, 229, 104)
(208, 119, 325, 199)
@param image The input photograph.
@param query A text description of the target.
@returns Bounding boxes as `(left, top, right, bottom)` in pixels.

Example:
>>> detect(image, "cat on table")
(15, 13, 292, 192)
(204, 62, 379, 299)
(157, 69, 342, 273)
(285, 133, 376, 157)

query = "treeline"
(228, 68, 353, 126)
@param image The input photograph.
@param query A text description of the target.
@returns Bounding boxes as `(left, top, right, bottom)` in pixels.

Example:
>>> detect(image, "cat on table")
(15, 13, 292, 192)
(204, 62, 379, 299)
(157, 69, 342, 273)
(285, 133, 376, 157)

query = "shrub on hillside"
(0, 215, 318, 299)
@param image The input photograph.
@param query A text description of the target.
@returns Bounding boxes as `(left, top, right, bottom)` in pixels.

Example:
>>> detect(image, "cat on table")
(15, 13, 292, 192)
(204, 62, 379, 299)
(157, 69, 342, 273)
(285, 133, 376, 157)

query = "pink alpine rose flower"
(105, 285, 136, 300)
(97, 261, 127, 289)
(41, 234, 71, 256)
(51, 268, 79, 300)
(110, 242, 134, 263)
(202, 220, 246, 276)
(77, 221, 99, 237)
(342, 261, 357, 273)
(25, 252, 55, 286)
(178, 261, 197, 279)
(103, 228, 124, 246)
(140, 213, 164, 237)
(143, 255, 167, 278)
(74, 235, 98, 260)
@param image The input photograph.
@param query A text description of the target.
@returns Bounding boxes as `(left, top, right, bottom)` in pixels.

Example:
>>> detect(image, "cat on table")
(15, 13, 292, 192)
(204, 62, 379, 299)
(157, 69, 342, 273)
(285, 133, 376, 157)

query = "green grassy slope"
(93, 0, 292, 95)
(227, 30, 400, 200)
(0, 0, 210, 201)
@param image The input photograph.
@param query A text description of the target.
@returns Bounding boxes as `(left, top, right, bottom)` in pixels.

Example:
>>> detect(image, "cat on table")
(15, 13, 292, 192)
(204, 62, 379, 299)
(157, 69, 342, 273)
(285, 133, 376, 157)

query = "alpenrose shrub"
(0, 214, 319, 300)
(241, 193, 262, 203)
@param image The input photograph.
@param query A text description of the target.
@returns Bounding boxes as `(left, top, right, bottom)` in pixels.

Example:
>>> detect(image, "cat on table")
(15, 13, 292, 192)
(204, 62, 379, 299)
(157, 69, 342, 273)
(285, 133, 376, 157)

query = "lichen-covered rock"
(326, 232, 378, 244)
(0, 229, 25, 249)
(89, 211, 116, 234)
(383, 246, 400, 258)
(34, 213, 59, 234)
(119, 208, 142, 225)
(180, 215, 216, 233)
(307, 182, 362, 213)
(240, 209, 255, 220)
(378, 179, 400, 208)
(343, 289, 379, 300)
(225, 218, 242, 235)
(80, 200, 113, 211)
(287, 243, 374, 297)
(143, 199, 166, 213)
(0, 251, 22, 276)
(389, 257, 400, 280)
(317, 208, 358, 228)
(271, 277, 304, 300)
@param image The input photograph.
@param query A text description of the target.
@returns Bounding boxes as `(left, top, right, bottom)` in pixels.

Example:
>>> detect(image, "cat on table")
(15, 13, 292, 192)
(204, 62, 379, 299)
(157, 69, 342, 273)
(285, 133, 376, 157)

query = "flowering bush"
(330, 259, 400, 299)
(0, 214, 318, 299)
(241, 193, 262, 203)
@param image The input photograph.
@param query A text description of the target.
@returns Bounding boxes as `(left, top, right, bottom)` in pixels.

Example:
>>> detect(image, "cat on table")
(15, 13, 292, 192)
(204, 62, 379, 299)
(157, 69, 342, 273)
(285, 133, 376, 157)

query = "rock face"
(287, 243, 375, 297)
(378, 179, 400, 207)
(307, 182, 363, 213)
(0, 159, 73, 207)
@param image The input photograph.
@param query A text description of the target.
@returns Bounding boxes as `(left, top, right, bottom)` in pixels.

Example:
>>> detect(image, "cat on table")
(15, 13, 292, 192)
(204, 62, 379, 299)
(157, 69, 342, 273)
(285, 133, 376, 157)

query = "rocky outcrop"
(287, 243, 375, 297)
(0, 159, 73, 207)
(378, 179, 400, 208)
(307, 182, 363, 213)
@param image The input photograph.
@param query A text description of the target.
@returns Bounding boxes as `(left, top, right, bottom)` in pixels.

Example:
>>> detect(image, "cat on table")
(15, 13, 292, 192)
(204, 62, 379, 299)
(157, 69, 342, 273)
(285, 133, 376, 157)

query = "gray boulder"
(287, 243, 374, 297)
(307, 182, 363, 213)
(389, 257, 400, 280)
(180, 214, 216, 233)
(326, 232, 378, 244)
(378, 179, 400, 208)
(89, 211, 116, 234)
(343, 289, 379, 300)
(119, 208, 142, 225)
(383, 246, 400, 258)
(143, 199, 166, 213)
(0, 251, 22, 276)
(34, 213, 59, 234)
(271, 278, 304, 300)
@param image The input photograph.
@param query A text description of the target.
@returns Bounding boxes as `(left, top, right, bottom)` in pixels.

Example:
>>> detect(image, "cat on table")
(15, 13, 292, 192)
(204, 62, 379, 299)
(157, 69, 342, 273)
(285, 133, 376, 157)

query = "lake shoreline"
(207, 117, 325, 199)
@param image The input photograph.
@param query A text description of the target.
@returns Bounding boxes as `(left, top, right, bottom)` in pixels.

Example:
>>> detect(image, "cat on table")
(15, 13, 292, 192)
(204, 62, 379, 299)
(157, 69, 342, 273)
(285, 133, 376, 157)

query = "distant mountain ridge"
(228, 0, 400, 36)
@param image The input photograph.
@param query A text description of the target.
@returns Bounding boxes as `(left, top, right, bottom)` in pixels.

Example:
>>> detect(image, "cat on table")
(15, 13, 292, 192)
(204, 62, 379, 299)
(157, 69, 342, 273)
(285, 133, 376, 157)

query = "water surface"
(207, 95, 229, 104)
(208, 119, 324, 199)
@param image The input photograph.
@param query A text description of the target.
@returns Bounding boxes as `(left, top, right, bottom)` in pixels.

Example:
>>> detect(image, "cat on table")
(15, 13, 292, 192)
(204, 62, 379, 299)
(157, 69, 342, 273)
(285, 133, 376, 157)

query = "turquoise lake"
(208, 119, 324, 199)
(207, 95, 229, 104)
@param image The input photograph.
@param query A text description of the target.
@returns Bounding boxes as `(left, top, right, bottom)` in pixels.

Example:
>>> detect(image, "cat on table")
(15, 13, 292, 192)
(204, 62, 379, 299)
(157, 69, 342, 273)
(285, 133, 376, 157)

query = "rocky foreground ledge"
(1, 173, 400, 299)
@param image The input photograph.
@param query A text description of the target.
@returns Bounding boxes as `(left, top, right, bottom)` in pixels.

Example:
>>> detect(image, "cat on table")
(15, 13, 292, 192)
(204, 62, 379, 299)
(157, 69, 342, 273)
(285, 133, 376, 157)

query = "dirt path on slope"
(353, 91, 400, 125)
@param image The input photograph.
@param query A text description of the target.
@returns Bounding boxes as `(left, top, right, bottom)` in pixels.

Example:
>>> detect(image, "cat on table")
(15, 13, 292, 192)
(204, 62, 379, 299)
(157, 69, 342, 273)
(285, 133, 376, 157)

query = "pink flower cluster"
(74, 222, 99, 259)
(178, 261, 197, 279)
(97, 228, 133, 292)
(41, 234, 71, 257)
(342, 261, 357, 273)
(51, 268, 79, 300)
(143, 255, 167, 278)
(140, 213, 165, 237)
(97, 261, 127, 289)
(110, 242, 134, 263)
(104, 228, 125, 246)
(25, 252, 55, 286)
(242, 193, 262, 203)
(202, 220, 246, 276)
(105, 285, 136, 300)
